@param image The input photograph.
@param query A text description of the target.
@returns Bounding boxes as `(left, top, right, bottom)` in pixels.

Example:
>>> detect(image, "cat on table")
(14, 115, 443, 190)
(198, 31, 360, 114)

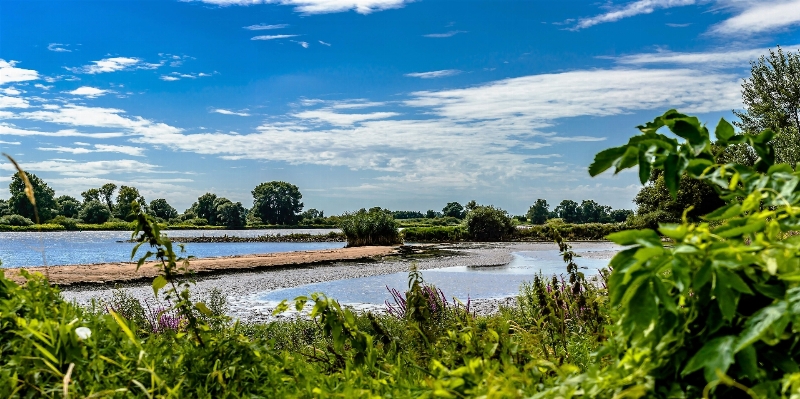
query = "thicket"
(6, 109, 800, 396)
(338, 208, 401, 246)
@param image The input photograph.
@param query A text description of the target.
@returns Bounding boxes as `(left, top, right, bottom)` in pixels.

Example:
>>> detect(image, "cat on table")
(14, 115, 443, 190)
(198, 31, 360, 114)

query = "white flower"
(75, 327, 92, 340)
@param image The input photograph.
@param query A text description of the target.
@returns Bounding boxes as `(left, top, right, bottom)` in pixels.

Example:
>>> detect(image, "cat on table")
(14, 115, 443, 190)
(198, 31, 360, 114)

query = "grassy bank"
(401, 222, 626, 242)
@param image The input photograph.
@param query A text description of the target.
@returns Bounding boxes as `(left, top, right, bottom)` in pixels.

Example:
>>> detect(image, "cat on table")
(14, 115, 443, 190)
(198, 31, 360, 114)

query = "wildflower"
(75, 326, 92, 340)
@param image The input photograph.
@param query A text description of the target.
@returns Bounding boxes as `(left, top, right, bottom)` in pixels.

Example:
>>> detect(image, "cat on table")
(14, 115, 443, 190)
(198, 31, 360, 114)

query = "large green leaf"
(606, 229, 662, 246)
(714, 118, 735, 142)
(589, 146, 627, 177)
(682, 335, 736, 382)
(735, 301, 788, 352)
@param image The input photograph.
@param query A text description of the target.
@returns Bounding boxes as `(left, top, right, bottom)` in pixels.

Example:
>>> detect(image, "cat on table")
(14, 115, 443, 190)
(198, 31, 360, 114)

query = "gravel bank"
(60, 241, 617, 322)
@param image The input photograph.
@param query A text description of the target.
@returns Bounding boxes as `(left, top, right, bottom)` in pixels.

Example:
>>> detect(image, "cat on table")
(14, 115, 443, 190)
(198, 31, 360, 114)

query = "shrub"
(79, 200, 112, 224)
(339, 209, 401, 246)
(401, 226, 467, 242)
(464, 205, 514, 241)
(0, 214, 34, 226)
(48, 215, 80, 230)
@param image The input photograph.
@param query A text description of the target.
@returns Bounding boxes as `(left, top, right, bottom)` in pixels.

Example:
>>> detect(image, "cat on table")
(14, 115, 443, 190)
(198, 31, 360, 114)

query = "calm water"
(0, 229, 343, 268)
(260, 248, 612, 305)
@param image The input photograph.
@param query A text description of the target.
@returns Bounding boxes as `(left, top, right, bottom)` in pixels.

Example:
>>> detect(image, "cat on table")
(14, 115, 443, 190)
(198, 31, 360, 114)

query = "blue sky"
(1, 0, 799, 215)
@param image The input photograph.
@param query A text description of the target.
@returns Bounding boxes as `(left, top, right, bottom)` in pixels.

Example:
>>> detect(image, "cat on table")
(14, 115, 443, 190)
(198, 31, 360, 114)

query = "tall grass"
(338, 209, 401, 246)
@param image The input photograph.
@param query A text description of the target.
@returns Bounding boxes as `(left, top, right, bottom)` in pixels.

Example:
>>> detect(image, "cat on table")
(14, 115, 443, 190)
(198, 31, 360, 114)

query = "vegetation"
(338, 208, 401, 246)
(252, 181, 304, 225)
(464, 205, 514, 241)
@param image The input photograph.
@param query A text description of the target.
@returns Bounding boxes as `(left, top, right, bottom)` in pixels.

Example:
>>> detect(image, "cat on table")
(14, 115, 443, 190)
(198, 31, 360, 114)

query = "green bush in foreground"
(339, 208, 401, 246)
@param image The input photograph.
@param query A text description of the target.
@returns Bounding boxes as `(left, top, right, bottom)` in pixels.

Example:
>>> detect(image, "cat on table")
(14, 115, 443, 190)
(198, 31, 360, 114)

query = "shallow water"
(0, 229, 343, 268)
(259, 248, 611, 305)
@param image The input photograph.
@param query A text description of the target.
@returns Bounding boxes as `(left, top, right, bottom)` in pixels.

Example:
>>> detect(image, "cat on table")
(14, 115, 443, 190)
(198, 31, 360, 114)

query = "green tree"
(609, 209, 633, 223)
(56, 195, 81, 218)
(149, 198, 178, 220)
(114, 185, 146, 221)
(734, 46, 800, 166)
(191, 193, 219, 225)
(99, 183, 117, 210)
(79, 200, 112, 224)
(217, 201, 246, 229)
(441, 202, 465, 219)
(0, 199, 10, 216)
(8, 172, 57, 222)
(464, 205, 514, 241)
(425, 210, 437, 219)
(577, 200, 611, 223)
(554, 199, 580, 223)
(630, 169, 725, 229)
(252, 181, 303, 225)
(81, 188, 101, 204)
(526, 199, 550, 224)
(301, 208, 324, 220)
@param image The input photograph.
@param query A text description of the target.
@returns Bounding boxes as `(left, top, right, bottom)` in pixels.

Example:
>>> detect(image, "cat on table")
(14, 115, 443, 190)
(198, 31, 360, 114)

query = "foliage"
(391, 210, 424, 219)
(99, 183, 117, 210)
(48, 215, 79, 230)
(0, 223, 65, 232)
(252, 181, 304, 225)
(78, 200, 112, 224)
(56, 195, 81, 219)
(9, 171, 57, 222)
(632, 169, 725, 224)
(80, 188, 100, 203)
(215, 200, 246, 229)
(464, 205, 514, 241)
(441, 201, 466, 219)
(114, 185, 146, 221)
(339, 208, 401, 246)
(527, 198, 551, 224)
(402, 225, 468, 242)
(149, 198, 178, 220)
(734, 46, 800, 166)
(0, 214, 34, 226)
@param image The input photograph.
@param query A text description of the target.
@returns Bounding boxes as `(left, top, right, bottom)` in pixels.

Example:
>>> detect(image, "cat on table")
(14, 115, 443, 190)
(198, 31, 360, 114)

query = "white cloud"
(212, 108, 251, 116)
(47, 43, 71, 52)
(0, 123, 125, 139)
(0, 140, 20, 145)
(711, 0, 800, 35)
(67, 86, 108, 98)
(297, 41, 310, 48)
(160, 72, 214, 81)
(251, 34, 298, 40)
(0, 159, 165, 177)
(615, 44, 800, 68)
(405, 69, 462, 79)
(0, 60, 39, 85)
(190, 0, 408, 14)
(67, 57, 161, 74)
(423, 30, 466, 38)
(547, 136, 606, 142)
(666, 22, 691, 27)
(160, 76, 180, 81)
(0, 95, 30, 109)
(244, 23, 289, 30)
(34, 84, 53, 90)
(37, 144, 145, 157)
(293, 109, 399, 125)
(1, 87, 21, 96)
(575, 0, 695, 29)
(319, 40, 332, 46)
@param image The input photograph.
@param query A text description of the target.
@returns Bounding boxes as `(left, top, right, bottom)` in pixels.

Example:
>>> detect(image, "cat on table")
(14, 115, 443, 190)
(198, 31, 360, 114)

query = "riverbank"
(5, 245, 397, 285)
(59, 242, 618, 321)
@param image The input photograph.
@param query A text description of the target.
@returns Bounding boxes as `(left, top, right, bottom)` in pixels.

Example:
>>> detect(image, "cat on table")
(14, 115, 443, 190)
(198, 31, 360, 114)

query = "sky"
(1, 0, 799, 215)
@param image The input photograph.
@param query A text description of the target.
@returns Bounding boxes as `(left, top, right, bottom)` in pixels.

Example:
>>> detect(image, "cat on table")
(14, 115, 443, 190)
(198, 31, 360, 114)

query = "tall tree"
(578, 200, 611, 223)
(56, 195, 82, 218)
(554, 199, 580, 223)
(526, 199, 550, 224)
(149, 198, 178, 220)
(191, 193, 218, 225)
(8, 172, 57, 222)
(79, 200, 112, 224)
(114, 185, 146, 221)
(217, 201, 246, 229)
(734, 46, 800, 166)
(99, 183, 117, 210)
(81, 188, 101, 204)
(442, 202, 465, 219)
(252, 181, 303, 225)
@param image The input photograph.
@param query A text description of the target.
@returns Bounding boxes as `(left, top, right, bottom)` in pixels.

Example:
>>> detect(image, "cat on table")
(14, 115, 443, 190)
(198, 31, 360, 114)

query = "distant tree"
(56, 195, 82, 218)
(217, 201, 246, 229)
(609, 209, 634, 223)
(465, 205, 514, 241)
(0, 199, 11, 216)
(114, 185, 146, 221)
(79, 200, 112, 224)
(425, 210, 437, 219)
(191, 193, 219, 225)
(631, 170, 724, 228)
(391, 210, 424, 219)
(555, 200, 580, 223)
(252, 181, 303, 225)
(733, 46, 800, 166)
(442, 202, 465, 219)
(465, 200, 478, 211)
(526, 199, 550, 224)
(0, 214, 34, 226)
(81, 188, 101, 204)
(302, 208, 324, 220)
(99, 183, 117, 210)
(149, 198, 178, 220)
(9, 172, 57, 222)
(578, 200, 611, 223)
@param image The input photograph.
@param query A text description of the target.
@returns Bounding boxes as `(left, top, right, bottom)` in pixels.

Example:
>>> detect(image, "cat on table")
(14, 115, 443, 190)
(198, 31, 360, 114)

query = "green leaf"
(670, 119, 706, 144)
(623, 278, 657, 339)
(705, 204, 742, 221)
(606, 229, 662, 247)
(194, 302, 213, 316)
(294, 295, 309, 312)
(682, 335, 736, 382)
(653, 277, 677, 314)
(272, 299, 289, 316)
(686, 158, 713, 177)
(152, 275, 167, 297)
(714, 219, 766, 238)
(714, 118, 735, 142)
(735, 301, 788, 352)
(638, 151, 652, 184)
(663, 154, 681, 198)
(735, 345, 758, 380)
(616, 146, 640, 172)
(589, 146, 627, 176)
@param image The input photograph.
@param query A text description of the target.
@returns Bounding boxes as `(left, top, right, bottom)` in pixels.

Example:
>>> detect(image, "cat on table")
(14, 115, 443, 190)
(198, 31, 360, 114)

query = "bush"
(0, 214, 34, 226)
(464, 205, 514, 241)
(48, 215, 80, 230)
(339, 209, 401, 246)
(401, 226, 467, 242)
(79, 200, 112, 224)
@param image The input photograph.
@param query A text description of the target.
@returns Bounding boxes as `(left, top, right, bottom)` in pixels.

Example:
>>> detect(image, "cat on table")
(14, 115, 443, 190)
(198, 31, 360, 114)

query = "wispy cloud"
(665, 22, 691, 27)
(159, 72, 214, 81)
(711, 0, 800, 36)
(47, 43, 72, 52)
(423, 30, 467, 38)
(0, 122, 126, 139)
(0, 60, 39, 85)
(0, 159, 163, 177)
(1, 87, 21, 96)
(67, 57, 162, 74)
(212, 108, 251, 116)
(188, 0, 409, 15)
(297, 41, 310, 48)
(67, 86, 108, 98)
(614, 44, 800, 68)
(575, 0, 695, 30)
(34, 84, 53, 90)
(251, 34, 298, 40)
(319, 40, 332, 46)
(244, 23, 289, 30)
(293, 109, 399, 126)
(0, 140, 20, 145)
(405, 69, 462, 79)
(37, 144, 145, 157)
